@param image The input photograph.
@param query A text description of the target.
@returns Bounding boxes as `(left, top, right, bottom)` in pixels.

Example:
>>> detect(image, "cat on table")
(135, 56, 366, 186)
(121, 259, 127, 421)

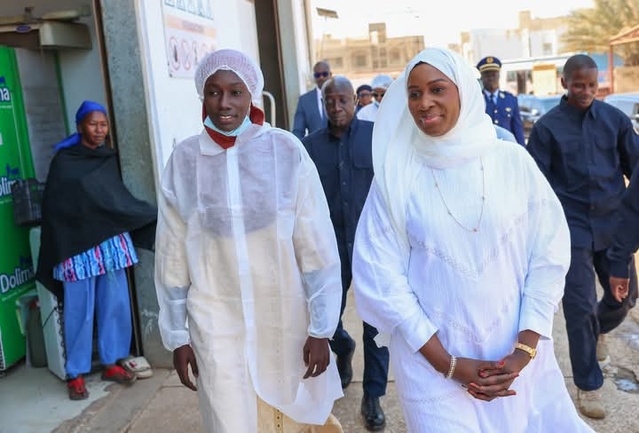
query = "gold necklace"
(429, 158, 485, 233)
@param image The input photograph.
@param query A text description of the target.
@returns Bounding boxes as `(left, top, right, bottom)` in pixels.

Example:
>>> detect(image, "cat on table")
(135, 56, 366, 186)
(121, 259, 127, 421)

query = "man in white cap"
(356, 74, 393, 122)
(154, 48, 344, 433)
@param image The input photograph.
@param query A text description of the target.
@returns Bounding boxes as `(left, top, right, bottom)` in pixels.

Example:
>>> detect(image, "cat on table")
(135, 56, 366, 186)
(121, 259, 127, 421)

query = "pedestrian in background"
(477, 56, 526, 146)
(356, 84, 373, 113)
(154, 49, 344, 433)
(352, 47, 594, 432)
(356, 74, 393, 122)
(527, 53, 639, 419)
(36, 101, 157, 400)
(292, 61, 332, 139)
(303, 76, 390, 431)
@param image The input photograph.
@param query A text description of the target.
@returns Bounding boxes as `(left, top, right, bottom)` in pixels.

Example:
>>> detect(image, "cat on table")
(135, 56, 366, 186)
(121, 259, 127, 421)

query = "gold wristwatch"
(514, 342, 537, 359)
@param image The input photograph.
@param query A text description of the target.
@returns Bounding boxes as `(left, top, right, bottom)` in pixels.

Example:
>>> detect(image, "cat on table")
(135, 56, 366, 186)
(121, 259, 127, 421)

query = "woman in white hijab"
(352, 48, 594, 432)
(154, 49, 343, 433)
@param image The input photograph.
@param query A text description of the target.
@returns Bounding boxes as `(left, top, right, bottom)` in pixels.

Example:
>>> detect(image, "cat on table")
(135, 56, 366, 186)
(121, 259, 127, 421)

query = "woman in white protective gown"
(352, 47, 595, 433)
(154, 49, 344, 433)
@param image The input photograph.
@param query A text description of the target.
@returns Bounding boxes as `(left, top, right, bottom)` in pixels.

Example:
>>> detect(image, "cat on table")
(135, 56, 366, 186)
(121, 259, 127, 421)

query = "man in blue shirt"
(527, 54, 639, 420)
(477, 56, 526, 146)
(302, 76, 389, 431)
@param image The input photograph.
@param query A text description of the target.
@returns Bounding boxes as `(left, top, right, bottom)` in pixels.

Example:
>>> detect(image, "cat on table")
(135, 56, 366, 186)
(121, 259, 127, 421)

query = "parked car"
(603, 92, 639, 128)
(517, 94, 562, 138)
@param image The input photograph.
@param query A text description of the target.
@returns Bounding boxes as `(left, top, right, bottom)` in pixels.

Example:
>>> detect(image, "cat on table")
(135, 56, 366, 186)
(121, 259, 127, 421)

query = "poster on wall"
(162, 0, 217, 79)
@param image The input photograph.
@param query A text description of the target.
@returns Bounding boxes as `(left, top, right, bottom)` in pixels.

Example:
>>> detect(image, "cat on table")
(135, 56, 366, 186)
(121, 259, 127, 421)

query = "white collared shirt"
(316, 87, 324, 119)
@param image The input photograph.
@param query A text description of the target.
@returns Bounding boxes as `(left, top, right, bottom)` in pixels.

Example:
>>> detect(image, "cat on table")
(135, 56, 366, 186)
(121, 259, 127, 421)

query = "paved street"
(2, 289, 638, 433)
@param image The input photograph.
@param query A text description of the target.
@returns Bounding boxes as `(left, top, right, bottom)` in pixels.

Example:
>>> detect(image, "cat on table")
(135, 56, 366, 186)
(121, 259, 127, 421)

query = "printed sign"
(162, 0, 217, 78)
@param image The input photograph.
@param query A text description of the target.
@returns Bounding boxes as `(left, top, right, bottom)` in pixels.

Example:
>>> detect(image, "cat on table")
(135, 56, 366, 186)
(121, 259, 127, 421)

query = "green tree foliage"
(562, 0, 639, 65)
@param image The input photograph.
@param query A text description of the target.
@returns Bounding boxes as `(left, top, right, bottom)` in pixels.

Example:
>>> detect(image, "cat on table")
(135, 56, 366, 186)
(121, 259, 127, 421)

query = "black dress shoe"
(336, 344, 355, 389)
(361, 394, 386, 431)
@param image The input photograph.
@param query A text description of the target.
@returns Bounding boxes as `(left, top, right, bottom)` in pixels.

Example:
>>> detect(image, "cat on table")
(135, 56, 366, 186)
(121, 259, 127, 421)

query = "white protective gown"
(155, 123, 344, 433)
(353, 142, 595, 433)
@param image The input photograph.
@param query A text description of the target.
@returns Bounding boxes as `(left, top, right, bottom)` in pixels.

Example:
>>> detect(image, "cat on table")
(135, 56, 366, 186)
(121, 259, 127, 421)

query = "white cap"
(371, 74, 394, 90)
(194, 49, 265, 104)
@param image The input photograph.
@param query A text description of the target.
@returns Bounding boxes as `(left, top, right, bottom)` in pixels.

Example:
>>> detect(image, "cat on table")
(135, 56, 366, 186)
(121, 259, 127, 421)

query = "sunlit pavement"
(1, 288, 638, 433)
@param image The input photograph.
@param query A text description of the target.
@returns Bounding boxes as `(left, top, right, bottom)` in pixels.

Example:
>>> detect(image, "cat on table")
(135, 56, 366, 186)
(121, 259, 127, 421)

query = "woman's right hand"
(453, 357, 519, 401)
(173, 344, 199, 391)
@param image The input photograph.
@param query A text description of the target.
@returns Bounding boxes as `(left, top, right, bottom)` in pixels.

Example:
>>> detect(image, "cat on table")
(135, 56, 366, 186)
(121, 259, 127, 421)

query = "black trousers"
(330, 246, 389, 398)
(563, 246, 638, 391)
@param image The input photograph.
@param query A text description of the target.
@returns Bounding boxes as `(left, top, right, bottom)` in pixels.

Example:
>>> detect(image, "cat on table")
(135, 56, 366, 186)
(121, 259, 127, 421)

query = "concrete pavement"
(2, 289, 639, 433)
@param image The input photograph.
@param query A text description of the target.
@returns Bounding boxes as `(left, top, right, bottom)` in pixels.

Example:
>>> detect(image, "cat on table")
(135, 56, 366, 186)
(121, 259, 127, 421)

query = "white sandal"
(119, 356, 153, 379)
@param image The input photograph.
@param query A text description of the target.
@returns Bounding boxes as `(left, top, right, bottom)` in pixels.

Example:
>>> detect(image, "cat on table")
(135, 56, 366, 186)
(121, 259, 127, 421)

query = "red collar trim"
(202, 104, 264, 150)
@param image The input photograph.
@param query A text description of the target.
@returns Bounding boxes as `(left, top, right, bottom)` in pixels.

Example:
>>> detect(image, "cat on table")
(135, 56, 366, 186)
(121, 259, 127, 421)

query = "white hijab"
(372, 47, 499, 250)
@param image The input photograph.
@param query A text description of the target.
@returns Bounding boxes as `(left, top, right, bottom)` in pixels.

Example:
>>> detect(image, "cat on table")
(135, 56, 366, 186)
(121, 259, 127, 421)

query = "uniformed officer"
(477, 56, 526, 146)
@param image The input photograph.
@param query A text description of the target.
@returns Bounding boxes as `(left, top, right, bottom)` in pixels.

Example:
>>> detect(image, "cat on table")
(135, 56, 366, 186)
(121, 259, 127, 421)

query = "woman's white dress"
(353, 143, 594, 433)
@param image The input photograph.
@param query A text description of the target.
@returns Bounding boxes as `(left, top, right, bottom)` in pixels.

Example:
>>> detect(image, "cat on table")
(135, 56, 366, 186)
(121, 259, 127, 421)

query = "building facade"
(0, 0, 315, 374)
(316, 23, 424, 85)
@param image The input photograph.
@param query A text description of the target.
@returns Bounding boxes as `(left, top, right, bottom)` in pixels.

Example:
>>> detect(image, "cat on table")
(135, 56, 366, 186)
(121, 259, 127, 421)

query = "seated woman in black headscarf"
(36, 101, 157, 400)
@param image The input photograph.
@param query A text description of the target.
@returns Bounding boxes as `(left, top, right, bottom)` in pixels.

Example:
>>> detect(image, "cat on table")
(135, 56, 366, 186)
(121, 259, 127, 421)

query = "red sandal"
(68, 376, 89, 400)
(101, 365, 136, 385)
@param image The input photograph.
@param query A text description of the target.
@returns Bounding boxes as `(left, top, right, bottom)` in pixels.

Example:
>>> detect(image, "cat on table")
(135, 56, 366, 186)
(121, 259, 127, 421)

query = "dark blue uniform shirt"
(484, 90, 526, 146)
(607, 165, 639, 277)
(527, 96, 639, 251)
(302, 118, 374, 262)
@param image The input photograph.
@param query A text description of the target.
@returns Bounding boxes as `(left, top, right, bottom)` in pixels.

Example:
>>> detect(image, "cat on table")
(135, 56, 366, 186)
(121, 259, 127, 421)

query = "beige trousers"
(257, 398, 343, 433)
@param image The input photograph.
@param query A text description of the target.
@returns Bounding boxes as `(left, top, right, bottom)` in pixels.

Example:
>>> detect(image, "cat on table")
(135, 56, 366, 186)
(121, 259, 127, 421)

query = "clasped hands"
(452, 350, 532, 401)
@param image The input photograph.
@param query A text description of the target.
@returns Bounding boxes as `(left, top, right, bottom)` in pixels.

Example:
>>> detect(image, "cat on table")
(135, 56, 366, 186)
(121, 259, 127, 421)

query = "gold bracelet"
(514, 342, 537, 359)
(445, 355, 457, 379)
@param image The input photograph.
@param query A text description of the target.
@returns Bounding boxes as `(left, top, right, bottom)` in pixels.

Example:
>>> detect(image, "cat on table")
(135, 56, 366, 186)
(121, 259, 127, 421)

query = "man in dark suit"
(302, 76, 389, 431)
(477, 56, 526, 146)
(292, 61, 331, 139)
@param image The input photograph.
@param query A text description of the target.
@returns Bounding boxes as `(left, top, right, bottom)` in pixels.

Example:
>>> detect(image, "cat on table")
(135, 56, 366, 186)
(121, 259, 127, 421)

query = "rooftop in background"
(315, 22, 424, 87)
(311, 0, 594, 47)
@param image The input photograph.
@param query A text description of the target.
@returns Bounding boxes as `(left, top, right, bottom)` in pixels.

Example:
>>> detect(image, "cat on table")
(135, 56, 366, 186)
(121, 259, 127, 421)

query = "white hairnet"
(194, 49, 265, 104)
(371, 74, 394, 90)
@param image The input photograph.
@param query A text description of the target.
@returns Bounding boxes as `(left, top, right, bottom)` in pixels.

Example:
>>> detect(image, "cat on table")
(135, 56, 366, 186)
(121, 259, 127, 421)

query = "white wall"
(285, 0, 314, 127)
(136, 0, 260, 179)
(470, 29, 523, 64)
(529, 30, 561, 57)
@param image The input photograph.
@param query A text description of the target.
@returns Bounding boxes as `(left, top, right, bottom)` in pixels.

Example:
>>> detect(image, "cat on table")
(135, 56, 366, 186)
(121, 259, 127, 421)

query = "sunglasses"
(358, 92, 372, 97)
(314, 71, 330, 79)
(372, 92, 385, 98)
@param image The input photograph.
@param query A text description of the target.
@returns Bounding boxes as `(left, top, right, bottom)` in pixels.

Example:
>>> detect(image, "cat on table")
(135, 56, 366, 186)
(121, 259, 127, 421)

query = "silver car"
(517, 94, 562, 138)
(603, 92, 639, 128)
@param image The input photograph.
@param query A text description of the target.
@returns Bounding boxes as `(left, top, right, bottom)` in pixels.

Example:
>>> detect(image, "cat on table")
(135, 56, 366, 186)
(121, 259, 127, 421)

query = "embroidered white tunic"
(353, 143, 595, 432)
(155, 123, 343, 433)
